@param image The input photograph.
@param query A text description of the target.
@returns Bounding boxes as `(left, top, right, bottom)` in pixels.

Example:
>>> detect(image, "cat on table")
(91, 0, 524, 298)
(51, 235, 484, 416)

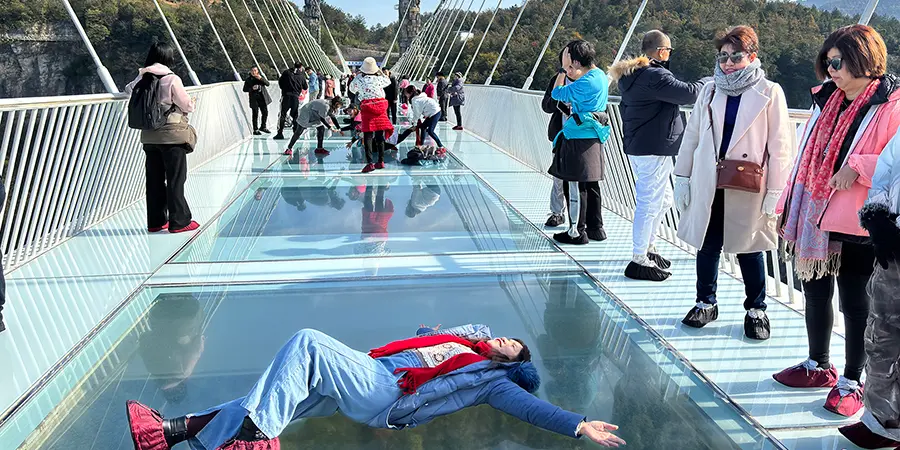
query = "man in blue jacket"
(125, 324, 625, 450)
(608, 30, 708, 282)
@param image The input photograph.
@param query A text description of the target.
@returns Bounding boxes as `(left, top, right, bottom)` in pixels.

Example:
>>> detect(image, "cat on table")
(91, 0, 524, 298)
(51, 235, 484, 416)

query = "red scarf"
(369, 335, 492, 394)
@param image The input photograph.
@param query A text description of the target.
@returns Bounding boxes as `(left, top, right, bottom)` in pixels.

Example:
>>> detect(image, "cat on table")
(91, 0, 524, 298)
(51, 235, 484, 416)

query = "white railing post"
(464, 0, 502, 81)
(317, 2, 350, 75)
(439, 0, 476, 73)
(449, 0, 486, 75)
(278, 0, 315, 66)
(59, 0, 119, 93)
(484, 0, 529, 86)
(241, 0, 281, 72)
(152, 0, 202, 86)
(223, 0, 264, 78)
(269, 0, 306, 64)
(411, 0, 451, 80)
(251, 0, 290, 69)
(522, 0, 570, 90)
(383, 0, 416, 67)
(859, 0, 881, 25)
(612, 0, 649, 66)
(195, 0, 242, 81)
(261, 0, 299, 63)
(417, 0, 462, 80)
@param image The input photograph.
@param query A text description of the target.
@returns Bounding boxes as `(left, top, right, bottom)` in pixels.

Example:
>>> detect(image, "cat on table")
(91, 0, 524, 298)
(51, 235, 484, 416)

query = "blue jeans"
(423, 113, 443, 148)
(188, 330, 403, 450)
(696, 190, 767, 311)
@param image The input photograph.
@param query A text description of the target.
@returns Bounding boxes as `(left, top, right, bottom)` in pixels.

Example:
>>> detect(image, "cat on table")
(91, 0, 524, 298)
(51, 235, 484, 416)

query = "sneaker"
(253, 130, 262, 136)
(586, 229, 607, 241)
(283, 149, 293, 157)
(553, 231, 589, 245)
(624, 257, 671, 282)
(259, 128, 271, 134)
(838, 422, 900, 449)
(544, 214, 565, 227)
(648, 252, 671, 269)
(125, 401, 168, 450)
(824, 377, 864, 416)
(273, 134, 285, 140)
(453, 126, 463, 131)
(148, 222, 169, 233)
(745, 309, 770, 340)
(682, 302, 718, 328)
(169, 221, 200, 234)
(773, 359, 838, 388)
(374, 162, 385, 169)
(361, 163, 375, 173)
(314, 148, 330, 156)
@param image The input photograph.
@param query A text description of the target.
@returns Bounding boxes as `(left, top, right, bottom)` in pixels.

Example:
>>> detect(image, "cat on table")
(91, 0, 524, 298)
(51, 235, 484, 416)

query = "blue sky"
(322, 0, 520, 28)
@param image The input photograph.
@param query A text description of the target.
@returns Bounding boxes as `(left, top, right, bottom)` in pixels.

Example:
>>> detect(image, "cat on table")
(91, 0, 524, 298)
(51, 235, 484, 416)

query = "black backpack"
(128, 73, 172, 130)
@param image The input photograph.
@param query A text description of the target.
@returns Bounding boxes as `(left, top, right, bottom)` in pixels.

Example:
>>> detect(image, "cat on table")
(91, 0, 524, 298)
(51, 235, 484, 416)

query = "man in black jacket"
(274, 62, 309, 140)
(436, 72, 449, 122)
(541, 51, 572, 228)
(607, 30, 708, 281)
(383, 68, 399, 124)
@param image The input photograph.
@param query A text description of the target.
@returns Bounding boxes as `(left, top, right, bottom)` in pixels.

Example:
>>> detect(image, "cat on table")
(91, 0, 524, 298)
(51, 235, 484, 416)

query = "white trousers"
(628, 155, 674, 257)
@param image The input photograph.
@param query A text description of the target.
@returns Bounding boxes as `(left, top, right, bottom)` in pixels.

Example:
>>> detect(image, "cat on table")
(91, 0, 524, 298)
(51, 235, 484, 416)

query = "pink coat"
(424, 82, 435, 99)
(777, 85, 900, 237)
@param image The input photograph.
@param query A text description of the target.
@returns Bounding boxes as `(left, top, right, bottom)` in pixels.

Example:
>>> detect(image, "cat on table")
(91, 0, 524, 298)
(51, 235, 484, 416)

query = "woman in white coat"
(673, 26, 793, 340)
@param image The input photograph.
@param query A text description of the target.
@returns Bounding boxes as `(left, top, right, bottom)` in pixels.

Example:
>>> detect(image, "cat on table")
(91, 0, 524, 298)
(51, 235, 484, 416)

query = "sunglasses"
(657, 47, 674, 52)
(716, 51, 748, 64)
(826, 57, 843, 71)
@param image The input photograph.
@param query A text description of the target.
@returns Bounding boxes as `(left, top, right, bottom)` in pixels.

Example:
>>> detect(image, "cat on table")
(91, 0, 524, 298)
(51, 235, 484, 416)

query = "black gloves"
(860, 202, 900, 269)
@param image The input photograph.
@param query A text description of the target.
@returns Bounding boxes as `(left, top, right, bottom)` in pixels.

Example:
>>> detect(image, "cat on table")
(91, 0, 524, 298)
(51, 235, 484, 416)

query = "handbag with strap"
(707, 85, 766, 193)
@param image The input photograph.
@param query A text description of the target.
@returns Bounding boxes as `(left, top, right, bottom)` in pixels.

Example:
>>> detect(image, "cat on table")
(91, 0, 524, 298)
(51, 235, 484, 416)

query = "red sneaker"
(374, 162, 385, 169)
(452, 126, 463, 131)
(283, 149, 293, 157)
(824, 377, 864, 416)
(148, 223, 169, 233)
(314, 148, 330, 156)
(219, 437, 281, 450)
(169, 221, 200, 233)
(773, 359, 838, 388)
(838, 422, 900, 449)
(361, 163, 375, 173)
(125, 400, 169, 450)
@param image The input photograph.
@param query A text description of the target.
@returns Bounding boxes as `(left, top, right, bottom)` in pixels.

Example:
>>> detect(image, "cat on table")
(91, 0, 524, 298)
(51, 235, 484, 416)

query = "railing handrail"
(0, 81, 245, 110)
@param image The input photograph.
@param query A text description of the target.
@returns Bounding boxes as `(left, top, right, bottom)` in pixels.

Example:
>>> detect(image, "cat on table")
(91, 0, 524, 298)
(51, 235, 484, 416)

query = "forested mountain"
(800, 0, 900, 19)
(1, 0, 899, 108)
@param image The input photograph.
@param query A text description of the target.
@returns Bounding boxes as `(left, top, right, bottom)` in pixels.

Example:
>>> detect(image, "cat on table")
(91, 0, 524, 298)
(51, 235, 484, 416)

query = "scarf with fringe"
(781, 79, 881, 280)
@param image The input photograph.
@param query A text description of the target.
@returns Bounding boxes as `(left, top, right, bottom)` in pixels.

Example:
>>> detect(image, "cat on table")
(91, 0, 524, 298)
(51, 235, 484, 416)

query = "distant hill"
(800, 0, 900, 19)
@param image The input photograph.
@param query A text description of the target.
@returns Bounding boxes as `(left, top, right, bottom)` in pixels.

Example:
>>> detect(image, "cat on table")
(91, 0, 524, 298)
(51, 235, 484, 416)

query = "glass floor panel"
(2, 273, 777, 450)
(174, 173, 557, 263)
(264, 140, 466, 173)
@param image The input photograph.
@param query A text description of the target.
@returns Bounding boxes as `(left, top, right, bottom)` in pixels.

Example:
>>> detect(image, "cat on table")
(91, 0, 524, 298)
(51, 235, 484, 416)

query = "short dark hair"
(566, 40, 595, 68)
(404, 85, 420, 97)
(815, 25, 887, 81)
(329, 96, 344, 111)
(715, 26, 759, 54)
(641, 30, 669, 54)
(294, 62, 304, 69)
(144, 42, 176, 68)
(437, 71, 445, 77)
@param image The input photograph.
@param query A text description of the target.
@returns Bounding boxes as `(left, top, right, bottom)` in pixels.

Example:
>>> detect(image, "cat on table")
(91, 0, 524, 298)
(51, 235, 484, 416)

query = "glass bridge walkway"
(0, 119, 859, 449)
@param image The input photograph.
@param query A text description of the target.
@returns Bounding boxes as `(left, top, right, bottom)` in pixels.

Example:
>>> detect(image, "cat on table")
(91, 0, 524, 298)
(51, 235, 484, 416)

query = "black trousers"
(439, 95, 449, 121)
(364, 131, 385, 164)
(144, 144, 192, 230)
(278, 95, 299, 134)
(562, 181, 603, 235)
(802, 241, 875, 381)
(453, 105, 462, 127)
(252, 103, 268, 131)
(288, 125, 325, 150)
(388, 100, 398, 124)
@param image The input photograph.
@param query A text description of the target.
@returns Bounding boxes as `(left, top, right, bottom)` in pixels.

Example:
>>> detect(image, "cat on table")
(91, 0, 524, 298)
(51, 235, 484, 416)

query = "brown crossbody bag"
(707, 85, 766, 193)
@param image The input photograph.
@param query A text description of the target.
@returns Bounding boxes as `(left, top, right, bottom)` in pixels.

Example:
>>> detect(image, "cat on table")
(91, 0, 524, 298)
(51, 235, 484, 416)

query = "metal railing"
(0, 82, 280, 271)
(460, 83, 813, 307)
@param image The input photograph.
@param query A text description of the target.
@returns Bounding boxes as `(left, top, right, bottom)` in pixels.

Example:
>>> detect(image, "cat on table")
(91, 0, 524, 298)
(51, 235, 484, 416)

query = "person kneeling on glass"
(125, 324, 625, 450)
(282, 97, 344, 158)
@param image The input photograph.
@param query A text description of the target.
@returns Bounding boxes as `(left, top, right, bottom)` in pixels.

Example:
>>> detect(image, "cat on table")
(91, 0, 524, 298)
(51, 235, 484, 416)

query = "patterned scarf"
(369, 334, 492, 394)
(714, 58, 765, 97)
(781, 79, 881, 280)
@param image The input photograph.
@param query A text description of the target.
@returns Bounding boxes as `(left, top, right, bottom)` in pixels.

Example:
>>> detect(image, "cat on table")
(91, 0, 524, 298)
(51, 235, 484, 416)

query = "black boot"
(235, 416, 269, 442)
(545, 214, 565, 227)
(163, 416, 188, 446)
(553, 231, 589, 245)
(744, 309, 770, 340)
(682, 302, 718, 328)
(586, 228, 607, 242)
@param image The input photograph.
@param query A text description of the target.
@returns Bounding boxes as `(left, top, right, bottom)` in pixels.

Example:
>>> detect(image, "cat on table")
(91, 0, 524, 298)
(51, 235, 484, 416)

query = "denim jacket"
(368, 324, 586, 438)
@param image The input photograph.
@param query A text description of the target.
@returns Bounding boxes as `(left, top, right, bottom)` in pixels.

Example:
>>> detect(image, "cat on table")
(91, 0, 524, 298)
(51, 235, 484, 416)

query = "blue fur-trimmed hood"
(507, 361, 541, 393)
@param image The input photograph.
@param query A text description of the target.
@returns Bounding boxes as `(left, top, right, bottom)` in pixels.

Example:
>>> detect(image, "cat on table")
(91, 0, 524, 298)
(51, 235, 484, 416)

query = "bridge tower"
(398, 0, 421, 54)
(304, 0, 321, 43)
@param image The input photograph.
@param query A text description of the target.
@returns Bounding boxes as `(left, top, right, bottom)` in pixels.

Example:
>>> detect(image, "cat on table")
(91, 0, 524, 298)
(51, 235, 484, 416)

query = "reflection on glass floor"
(19, 274, 776, 449)
(174, 173, 556, 263)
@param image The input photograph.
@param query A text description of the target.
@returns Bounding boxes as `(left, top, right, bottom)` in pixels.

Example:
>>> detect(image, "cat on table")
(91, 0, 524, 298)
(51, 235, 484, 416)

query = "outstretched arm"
(414, 323, 492, 339)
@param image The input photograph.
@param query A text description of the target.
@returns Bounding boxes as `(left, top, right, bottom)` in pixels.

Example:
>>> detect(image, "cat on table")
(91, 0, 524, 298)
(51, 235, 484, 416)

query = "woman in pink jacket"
(774, 25, 900, 419)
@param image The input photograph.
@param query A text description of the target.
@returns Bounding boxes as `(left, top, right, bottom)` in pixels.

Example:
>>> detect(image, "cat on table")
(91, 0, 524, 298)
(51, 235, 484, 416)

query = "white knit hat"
(360, 57, 380, 75)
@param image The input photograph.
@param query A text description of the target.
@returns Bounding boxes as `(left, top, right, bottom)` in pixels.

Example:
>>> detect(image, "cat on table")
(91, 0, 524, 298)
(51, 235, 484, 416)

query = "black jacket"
(609, 57, 707, 156)
(385, 76, 398, 102)
(541, 76, 571, 142)
(243, 75, 271, 107)
(278, 69, 308, 96)
(437, 77, 449, 98)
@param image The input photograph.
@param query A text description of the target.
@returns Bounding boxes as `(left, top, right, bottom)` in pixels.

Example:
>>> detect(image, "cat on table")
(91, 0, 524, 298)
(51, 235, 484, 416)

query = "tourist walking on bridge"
(350, 57, 394, 173)
(608, 30, 709, 282)
(675, 26, 792, 341)
(125, 43, 201, 235)
(125, 324, 626, 450)
(775, 24, 900, 419)
(548, 40, 610, 246)
(243, 67, 272, 136)
(274, 63, 308, 140)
